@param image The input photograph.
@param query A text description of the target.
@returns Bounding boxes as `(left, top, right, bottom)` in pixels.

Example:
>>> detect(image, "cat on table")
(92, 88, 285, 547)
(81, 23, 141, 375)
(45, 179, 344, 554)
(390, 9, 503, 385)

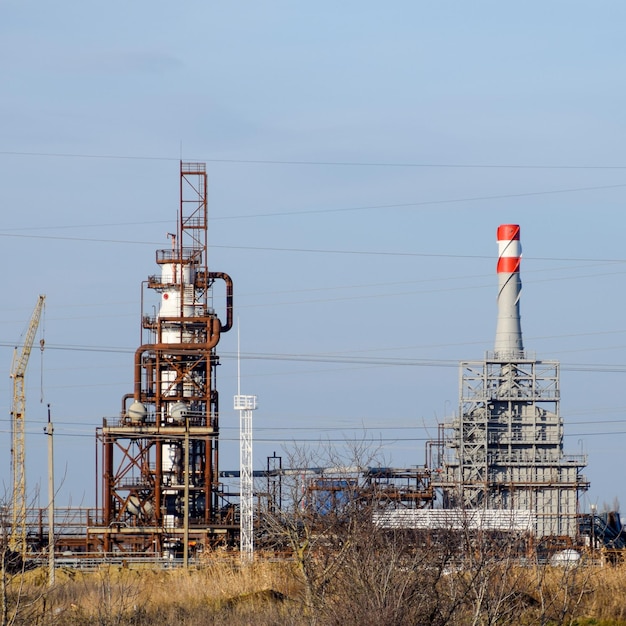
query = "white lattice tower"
(235, 393, 257, 563)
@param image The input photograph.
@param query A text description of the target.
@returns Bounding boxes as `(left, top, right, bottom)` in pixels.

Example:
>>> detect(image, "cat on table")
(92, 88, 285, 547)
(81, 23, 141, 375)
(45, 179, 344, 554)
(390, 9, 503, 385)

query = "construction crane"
(10, 295, 45, 555)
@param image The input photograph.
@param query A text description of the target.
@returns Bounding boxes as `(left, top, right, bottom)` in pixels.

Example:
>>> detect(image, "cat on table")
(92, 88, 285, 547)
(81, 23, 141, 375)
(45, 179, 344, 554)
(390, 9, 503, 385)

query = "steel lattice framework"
(435, 353, 589, 538)
(235, 394, 257, 563)
(91, 163, 234, 554)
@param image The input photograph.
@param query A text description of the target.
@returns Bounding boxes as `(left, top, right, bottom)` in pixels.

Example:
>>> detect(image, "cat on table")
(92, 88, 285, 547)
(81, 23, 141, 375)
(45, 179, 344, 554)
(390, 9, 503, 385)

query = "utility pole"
(590, 503, 597, 554)
(45, 405, 55, 587)
(183, 417, 189, 568)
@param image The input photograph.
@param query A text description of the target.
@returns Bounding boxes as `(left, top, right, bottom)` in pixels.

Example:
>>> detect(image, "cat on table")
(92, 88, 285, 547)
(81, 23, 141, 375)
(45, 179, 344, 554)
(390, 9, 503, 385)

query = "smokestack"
(494, 224, 523, 359)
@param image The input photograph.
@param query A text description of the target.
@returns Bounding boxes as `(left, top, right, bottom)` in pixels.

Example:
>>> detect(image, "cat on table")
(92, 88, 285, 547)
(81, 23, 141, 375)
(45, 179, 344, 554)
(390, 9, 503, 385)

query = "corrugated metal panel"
(373, 508, 535, 533)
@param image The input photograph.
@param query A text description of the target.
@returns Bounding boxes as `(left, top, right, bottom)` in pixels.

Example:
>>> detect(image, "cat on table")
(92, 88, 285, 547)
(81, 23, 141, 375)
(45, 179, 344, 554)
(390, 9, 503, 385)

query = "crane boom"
(10, 295, 45, 554)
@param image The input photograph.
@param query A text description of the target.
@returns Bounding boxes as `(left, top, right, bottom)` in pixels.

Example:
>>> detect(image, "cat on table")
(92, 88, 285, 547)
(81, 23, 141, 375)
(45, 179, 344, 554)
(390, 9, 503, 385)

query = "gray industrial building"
(430, 225, 589, 539)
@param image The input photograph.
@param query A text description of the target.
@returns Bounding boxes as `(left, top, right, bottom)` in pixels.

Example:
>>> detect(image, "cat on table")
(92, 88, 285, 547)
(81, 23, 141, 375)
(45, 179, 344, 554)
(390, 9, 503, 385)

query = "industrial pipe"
(208, 272, 234, 333)
(133, 316, 222, 400)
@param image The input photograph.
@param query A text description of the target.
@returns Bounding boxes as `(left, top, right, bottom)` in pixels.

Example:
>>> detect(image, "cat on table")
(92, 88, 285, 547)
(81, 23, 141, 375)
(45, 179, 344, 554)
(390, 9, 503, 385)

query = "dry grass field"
(3, 556, 626, 626)
(7, 561, 301, 626)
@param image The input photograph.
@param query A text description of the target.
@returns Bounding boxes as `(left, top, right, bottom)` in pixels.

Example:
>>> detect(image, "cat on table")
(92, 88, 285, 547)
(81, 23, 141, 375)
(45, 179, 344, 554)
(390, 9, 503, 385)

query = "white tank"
(127, 495, 154, 519)
(160, 262, 193, 285)
(169, 401, 188, 421)
(127, 401, 147, 424)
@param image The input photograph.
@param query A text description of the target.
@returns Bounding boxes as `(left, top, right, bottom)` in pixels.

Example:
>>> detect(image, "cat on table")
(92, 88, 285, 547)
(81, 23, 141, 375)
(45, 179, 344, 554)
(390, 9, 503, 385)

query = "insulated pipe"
(494, 224, 524, 359)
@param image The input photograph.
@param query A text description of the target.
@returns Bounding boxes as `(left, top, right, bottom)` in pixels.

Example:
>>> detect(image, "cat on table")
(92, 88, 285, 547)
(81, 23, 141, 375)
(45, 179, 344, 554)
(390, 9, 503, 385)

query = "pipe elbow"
(208, 271, 233, 333)
(207, 316, 221, 349)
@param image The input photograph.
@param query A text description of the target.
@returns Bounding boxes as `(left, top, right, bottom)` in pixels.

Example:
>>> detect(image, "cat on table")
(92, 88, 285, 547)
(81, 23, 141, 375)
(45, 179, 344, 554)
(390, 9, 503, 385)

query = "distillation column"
(94, 162, 234, 554)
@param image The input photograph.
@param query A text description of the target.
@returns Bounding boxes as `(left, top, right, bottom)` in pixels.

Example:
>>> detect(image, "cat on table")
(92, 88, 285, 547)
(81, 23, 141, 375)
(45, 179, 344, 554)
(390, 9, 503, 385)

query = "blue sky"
(1, 2, 626, 512)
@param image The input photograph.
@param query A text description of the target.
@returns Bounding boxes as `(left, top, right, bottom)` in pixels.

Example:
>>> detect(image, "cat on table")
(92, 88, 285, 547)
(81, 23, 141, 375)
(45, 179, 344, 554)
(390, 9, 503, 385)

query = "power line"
(0, 232, 160, 246)
(0, 151, 176, 162)
(0, 340, 625, 374)
(5, 149, 626, 170)
(3, 185, 626, 229)
(2, 428, 625, 444)
(211, 182, 626, 220)
(1, 220, 172, 232)
(1, 418, 625, 433)
(212, 243, 626, 264)
(4, 228, 626, 265)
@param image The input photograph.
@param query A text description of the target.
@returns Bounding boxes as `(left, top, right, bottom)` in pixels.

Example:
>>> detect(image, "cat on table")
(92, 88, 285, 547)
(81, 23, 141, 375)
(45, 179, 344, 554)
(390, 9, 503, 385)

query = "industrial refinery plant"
(428, 225, 589, 539)
(91, 163, 235, 554)
(6, 163, 612, 564)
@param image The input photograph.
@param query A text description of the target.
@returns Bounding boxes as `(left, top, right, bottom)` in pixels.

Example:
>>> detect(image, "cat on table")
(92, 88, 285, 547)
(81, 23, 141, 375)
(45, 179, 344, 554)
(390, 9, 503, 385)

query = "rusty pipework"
(121, 393, 134, 417)
(133, 316, 222, 401)
(208, 271, 234, 333)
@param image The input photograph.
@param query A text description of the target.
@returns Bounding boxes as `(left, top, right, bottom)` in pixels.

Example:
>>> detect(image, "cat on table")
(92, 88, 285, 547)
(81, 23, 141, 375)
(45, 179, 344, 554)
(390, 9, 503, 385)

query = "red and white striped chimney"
(494, 224, 524, 358)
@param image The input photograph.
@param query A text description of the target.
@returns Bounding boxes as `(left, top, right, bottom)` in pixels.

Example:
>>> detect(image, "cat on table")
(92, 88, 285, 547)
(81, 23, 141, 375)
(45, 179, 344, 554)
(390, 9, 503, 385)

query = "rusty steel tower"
(91, 162, 234, 554)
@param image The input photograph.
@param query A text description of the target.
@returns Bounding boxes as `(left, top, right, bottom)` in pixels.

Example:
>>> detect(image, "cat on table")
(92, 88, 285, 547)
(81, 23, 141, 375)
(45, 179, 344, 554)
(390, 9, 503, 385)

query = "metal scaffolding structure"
(433, 354, 588, 538)
(89, 162, 235, 554)
(429, 225, 589, 540)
